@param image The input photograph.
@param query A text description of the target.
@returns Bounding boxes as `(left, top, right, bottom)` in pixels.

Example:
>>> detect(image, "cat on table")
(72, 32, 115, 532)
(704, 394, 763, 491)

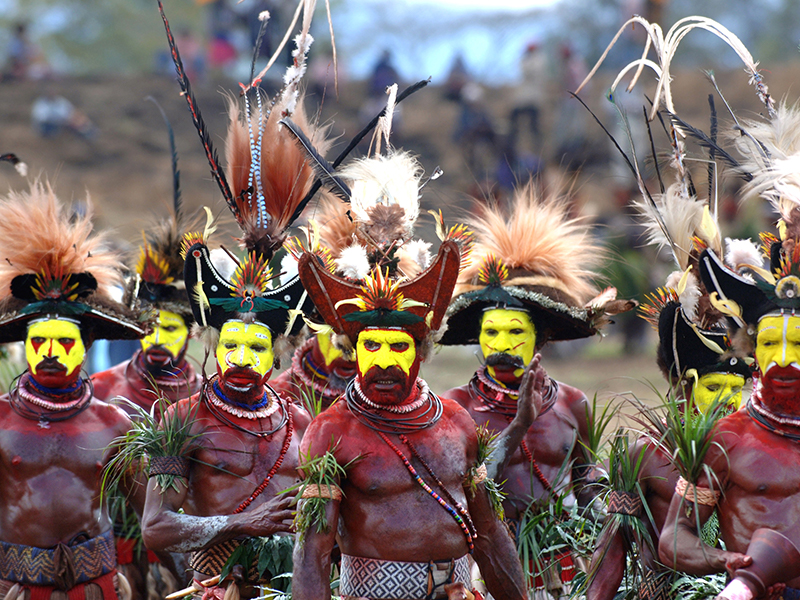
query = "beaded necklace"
(207, 379, 279, 419)
(9, 373, 94, 428)
(202, 376, 288, 438)
(354, 378, 428, 414)
(470, 370, 558, 491)
(376, 430, 475, 553)
(345, 378, 442, 433)
(233, 408, 294, 513)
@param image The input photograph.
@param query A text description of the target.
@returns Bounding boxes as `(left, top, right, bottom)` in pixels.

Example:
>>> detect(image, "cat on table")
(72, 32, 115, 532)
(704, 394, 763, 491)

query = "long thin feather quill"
(147, 96, 182, 225)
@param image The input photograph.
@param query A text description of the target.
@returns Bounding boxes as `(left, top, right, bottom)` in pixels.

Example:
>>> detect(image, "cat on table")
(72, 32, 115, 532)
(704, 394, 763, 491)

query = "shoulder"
(90, 361, 129, 397)
(300, 401, 354, 456)
(286, 399, 312, 433)
(88, 397, 134, 434)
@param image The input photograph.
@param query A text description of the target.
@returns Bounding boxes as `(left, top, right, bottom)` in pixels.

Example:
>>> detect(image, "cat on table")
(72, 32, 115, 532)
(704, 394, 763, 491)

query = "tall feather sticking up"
(458, 183, 602, 306)
(733, 103, 800, 238)
(224, 93, 332, 260)
(0, 182, 122, 300)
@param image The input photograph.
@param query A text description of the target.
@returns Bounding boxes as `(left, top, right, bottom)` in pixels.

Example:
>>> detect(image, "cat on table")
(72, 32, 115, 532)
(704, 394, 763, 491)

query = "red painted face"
(355, 329, 421, 406)
(25, 318, 86, 389)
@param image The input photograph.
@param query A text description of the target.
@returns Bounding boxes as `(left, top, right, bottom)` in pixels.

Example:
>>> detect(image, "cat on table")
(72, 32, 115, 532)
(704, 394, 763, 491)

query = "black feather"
(707, 94, 717, 202)
(665, 110, 752, 182)
(644, 106, 665, 194)
(157, 0, 238, 219)
(280, 117, 351, 203)
(0, 153, 22, 167)
(289, 78, 431, 224)
(146, 96, 183, 225)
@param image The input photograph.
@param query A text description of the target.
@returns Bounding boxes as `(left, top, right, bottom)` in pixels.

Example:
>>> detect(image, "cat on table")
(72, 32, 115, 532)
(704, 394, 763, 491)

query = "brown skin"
(292, 364, 527, 599)
(658, 409, 800, 587)
(141, 389, 310, 575)
(586, 438, 678, 600)
(91, 350, 201, 414)
(446, 368, 592, 520)
(0, 392, 142, 548)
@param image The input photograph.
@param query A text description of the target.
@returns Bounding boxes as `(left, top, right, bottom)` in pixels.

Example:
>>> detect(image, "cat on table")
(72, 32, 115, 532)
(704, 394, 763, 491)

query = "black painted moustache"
(485, 353, 525, 369)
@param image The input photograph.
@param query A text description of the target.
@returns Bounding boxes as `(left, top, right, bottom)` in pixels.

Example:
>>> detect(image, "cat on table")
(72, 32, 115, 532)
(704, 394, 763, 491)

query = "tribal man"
(289, 142, 531, 599)
(439, 185, 633, 599)
(141, 7, 322, 596)
(0, 183, 150, 600)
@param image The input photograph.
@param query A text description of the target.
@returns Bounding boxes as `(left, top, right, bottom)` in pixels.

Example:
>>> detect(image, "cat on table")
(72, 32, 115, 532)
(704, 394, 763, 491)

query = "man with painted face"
(587, 289, 753, 600)
(293, 239, 530, 600)
(0, 184, 150, 600)
(140, 232, 313, 599)
(439, 186, 633, 599)
(657, 243, 800, 597)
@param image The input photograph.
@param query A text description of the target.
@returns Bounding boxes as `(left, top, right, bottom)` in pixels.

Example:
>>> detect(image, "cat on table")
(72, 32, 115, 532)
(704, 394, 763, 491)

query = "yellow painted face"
(356, 329, 416, 378)
(755, 314, 800, 375)
(479, 308, 536, 379)
(140, 310, 189, 359)
(316, 331, 344, 368)
(26, 318, 86, 378)
(216, 320, 274, 379)
(693, 372, 745, 413)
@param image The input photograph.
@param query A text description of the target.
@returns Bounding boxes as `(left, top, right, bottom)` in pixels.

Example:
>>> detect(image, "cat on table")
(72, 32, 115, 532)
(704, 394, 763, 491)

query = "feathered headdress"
(159, 0, 322, 348)
(440, 183, 634, 346)
(124, 102, 194, 322)
(0, 182, 148, 343)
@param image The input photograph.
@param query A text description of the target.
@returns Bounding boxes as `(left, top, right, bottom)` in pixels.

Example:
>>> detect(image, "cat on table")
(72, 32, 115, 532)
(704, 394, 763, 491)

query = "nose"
(47, 339, 54, 357)
(372, 345, 396, 369)
(228, 345, 254, 368)
(493, 331, 513, 352)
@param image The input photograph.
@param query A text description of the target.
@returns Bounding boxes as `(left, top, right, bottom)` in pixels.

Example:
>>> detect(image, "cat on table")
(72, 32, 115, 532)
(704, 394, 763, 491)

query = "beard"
(758, 363, 800, 418)
(485, 352, 525, 384)
(31, 357, 81, 390)
(142, 345, 184, 373)
(327, 357, 356, 391)
(217, 365, 268, 402)
(359, 365, 417, 406)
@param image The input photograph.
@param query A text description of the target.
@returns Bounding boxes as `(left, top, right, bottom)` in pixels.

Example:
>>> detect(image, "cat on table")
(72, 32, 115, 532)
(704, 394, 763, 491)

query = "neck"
(26, 373, 84, 399)
(479, 366, 520, 396)
(214, 374, 267, 408)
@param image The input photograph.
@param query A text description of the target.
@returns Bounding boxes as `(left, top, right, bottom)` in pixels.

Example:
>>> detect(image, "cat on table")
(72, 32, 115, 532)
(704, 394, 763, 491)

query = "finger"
(275, 509, 296, 521)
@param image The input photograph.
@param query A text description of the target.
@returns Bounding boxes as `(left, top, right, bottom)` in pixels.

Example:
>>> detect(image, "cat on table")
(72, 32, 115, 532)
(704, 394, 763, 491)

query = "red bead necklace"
(233, 408, 294, 514)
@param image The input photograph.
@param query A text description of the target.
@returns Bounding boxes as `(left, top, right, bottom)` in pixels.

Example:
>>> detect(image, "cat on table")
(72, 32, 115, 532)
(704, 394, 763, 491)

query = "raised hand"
(240, 492, 295, 537)
(517, 353, 546, 427)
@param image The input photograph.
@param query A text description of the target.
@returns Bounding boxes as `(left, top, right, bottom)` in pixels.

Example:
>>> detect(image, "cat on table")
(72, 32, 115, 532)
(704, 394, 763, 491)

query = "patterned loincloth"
(638, 569, 673, 600)
(0, 531, 118, 600)
(339, 554, 471, 600)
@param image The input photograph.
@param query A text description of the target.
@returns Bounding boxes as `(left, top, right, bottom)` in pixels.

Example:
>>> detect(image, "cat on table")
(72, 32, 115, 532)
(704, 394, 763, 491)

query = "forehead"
(156, 310, 185, 326)
(219, 320, 272, 340)
(27, 318, 81, 338)
(481, 309, 533, 329)
(358, 328, 414, 344)
(757, 314, 800, 334)
(698, 372, 744, 386)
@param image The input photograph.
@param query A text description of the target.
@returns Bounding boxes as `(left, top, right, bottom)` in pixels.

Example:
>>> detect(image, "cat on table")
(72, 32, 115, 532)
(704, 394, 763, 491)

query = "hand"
(238, 492, 295, 537)
(765, 583, 786, 600)
(517, 353, 546, 429)
(723, 552, 752, 578)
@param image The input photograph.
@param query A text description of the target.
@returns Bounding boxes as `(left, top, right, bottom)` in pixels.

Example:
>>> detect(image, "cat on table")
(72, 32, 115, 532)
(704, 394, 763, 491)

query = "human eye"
(510, 329, 524, 335)
(705, 384, 720, 392)
(484, 329, 497, 336)
(251, 345, 267, 353)
(163, 326, 178, 332)
(223, 342, 237, 349)
(31, 337, 45, 344)
(390, 342, 409, 352)
(363, 340, 381, 351)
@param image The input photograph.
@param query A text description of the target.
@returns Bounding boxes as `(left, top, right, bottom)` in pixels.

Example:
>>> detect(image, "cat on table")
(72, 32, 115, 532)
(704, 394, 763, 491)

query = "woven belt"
(339, 554, 471, 600)
(0, 531, 116, 588)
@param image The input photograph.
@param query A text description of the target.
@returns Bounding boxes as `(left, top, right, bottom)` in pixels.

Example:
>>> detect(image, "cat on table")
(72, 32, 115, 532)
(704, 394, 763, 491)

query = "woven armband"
(464, 463, 488, 487)
(675, 476, 720, 506)
(301, 484, 343, 501)
(148, 455, 190, 479)
(607, 490, 643, 517)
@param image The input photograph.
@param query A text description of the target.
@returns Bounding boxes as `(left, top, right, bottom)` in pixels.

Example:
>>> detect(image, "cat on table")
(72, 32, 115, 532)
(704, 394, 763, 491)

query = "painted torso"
(446, 370, 588, 520)
(172, 386, 310, 519)
(91, 351, 201, 414)
(0, 390, 131, 548)
(300, 391, 478, 562)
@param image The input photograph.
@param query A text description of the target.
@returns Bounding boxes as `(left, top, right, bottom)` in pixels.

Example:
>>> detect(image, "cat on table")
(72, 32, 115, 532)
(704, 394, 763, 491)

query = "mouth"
(35, 361, 66, 374)
(222, 368, 261, 390)
(764, 366, 800, 388)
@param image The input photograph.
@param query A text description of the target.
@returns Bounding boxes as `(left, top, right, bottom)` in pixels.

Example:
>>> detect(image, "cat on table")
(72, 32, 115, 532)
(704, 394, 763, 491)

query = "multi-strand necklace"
(128, 352, 194, 392)
(202, 376, 287, 438)
(345, 377, 442, 433)
(10, 373, 93, 427)
(377, 430, 476, 553)
(471, 368, 558, 491)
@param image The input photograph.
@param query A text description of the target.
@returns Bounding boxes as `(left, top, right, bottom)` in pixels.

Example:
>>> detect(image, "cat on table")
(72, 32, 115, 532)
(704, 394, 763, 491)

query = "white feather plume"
(665, 269, 701, 321)
(725, 237, 763, 274)
(210, 248, 238, 282)
(336, 244, 371, 280)
(339, 151, 422, 240)
(399, 239, 432, 272)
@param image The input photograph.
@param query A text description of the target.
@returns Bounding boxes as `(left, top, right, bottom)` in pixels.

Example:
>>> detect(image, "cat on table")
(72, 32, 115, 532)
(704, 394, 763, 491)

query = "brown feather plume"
(0, 181, 123, 301)
(457, 183, 603, 306)
(224, 93, 332, 259)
